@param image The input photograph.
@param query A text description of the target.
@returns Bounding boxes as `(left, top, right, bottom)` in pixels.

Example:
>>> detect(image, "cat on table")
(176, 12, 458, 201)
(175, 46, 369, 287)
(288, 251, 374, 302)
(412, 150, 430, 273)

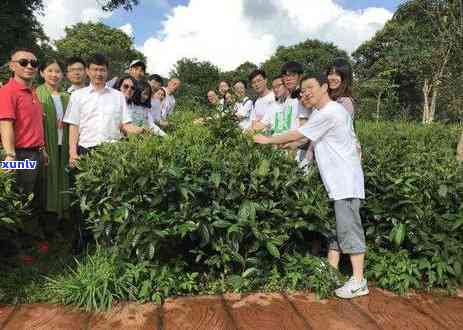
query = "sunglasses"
(121, 84, 135, 91)
(13, 59, 39, 69)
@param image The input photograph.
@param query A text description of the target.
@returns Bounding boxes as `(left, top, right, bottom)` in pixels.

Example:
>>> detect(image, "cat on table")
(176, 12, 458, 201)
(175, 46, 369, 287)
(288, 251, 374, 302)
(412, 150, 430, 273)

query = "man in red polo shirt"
(0, 48, 46, 195)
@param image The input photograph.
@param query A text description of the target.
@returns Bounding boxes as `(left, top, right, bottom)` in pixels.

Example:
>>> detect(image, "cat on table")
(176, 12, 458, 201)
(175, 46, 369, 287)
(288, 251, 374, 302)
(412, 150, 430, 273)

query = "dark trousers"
(15, 148, 41, 196)
(77, 145, 97, 156)
(72, 145, 97, 254)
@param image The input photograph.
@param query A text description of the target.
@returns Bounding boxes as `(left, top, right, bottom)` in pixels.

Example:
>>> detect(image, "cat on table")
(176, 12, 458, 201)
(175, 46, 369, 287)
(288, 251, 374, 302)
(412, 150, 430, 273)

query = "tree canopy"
(55, 22, 145, 78)
(170, 58, 221, 105)
(352, 0, 463, 121)
(262, 39, 350, 79)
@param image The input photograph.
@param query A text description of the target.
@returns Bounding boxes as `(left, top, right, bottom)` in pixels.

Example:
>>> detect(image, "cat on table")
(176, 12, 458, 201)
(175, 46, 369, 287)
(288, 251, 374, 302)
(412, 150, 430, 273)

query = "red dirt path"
(1, 288, 463, 329)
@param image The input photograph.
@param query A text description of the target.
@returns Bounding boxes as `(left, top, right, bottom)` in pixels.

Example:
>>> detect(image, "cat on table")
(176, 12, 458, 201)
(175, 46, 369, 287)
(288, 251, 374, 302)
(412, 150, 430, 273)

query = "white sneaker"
(335, 276, 369, 299)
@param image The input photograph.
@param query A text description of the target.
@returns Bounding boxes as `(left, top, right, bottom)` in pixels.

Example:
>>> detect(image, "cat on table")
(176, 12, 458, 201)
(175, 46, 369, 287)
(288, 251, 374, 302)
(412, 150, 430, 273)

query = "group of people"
(0, 47, 367, 299)
(0, 48, 181, 251)
(204, 60, 367, 299)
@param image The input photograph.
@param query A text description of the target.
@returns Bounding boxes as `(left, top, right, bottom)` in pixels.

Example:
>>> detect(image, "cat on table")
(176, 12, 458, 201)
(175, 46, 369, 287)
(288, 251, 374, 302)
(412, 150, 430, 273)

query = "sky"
(37, 0, 404, 76)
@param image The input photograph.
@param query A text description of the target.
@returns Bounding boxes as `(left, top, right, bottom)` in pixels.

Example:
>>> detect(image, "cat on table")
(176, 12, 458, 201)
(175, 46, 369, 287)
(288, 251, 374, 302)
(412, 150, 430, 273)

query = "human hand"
(254, 135, 270, 144)
(69, 153, 79, 168)
(1, 155, 15, 173)
(281, 141, 302, 150)
(42, 149, 49, 166)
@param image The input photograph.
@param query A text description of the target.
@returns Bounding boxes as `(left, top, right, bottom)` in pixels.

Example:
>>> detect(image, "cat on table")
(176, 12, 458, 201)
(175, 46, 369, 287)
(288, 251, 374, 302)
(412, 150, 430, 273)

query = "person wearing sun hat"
(128, 59, 146, 81)
(106, 59, 146, 88)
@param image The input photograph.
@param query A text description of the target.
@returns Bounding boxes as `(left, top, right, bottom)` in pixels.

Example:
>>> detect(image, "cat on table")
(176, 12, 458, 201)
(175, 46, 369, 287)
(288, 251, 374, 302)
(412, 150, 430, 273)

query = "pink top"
(337, 97, 354, 116)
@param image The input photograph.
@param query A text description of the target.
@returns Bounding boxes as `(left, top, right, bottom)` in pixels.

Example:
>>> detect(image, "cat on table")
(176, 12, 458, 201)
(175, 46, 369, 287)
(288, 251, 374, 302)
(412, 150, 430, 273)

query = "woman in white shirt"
(232, 80, 253, 130)
(150, 87, 167, 128)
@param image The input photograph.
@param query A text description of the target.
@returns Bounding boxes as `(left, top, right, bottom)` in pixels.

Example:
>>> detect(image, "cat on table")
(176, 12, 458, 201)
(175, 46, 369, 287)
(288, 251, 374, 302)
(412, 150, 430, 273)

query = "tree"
(221, 61, 258, 85)
(97, 0, 139, 11)
(356, 69, 400, 120)
(55, 22, 145, 78)
(0, 0, 140, 83)
(262, 39, 349, 79)
(353, 0, 463, 123)
(170, 58, 221, 105)
(0, 1, 49, 65)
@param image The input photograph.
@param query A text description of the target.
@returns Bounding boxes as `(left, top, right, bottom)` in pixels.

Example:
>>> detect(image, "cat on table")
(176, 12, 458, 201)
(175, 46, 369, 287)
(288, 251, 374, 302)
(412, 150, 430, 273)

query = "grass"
(0, 217, 79, 304)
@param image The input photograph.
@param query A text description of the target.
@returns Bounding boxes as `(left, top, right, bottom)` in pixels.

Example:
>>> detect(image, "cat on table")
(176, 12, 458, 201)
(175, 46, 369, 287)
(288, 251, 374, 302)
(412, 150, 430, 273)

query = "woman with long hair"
(326, 58, 361, 156)
(36, 59, 71, 223)
(150, 86, 167, 128)
(326, 58, 355, 117)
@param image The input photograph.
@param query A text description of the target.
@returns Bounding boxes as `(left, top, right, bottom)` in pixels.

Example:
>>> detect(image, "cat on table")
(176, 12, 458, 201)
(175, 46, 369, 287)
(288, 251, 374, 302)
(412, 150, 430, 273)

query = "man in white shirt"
(161, 78, 181, 119)
(248, 69, 276, 128)
(254, 72, 368, 300)
(64, 53, 143, 168)
(128, 59, 146, 81)
(232, 80, 253, 130)
(148, 74, 164, 94)
(66, 56, 87, 93)
(253, 75, 300, 134)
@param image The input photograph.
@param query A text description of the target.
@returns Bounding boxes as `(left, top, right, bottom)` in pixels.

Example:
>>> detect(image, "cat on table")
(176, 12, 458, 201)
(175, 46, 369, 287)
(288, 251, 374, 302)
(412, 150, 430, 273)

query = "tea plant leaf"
(211, 172, 221, 188)
(212, 220, 231, 228)
(391, 223, 406, 247)
(198, 223, 210, 247)
(266, 242, 280, 258)
(452, 217, 463, 231)
(257, 159, 270, 177)
(149, 243, 155, 260)
(242, 267, 258, 278)
(438, 185, 448, 198)
(1, 217, 14, 224)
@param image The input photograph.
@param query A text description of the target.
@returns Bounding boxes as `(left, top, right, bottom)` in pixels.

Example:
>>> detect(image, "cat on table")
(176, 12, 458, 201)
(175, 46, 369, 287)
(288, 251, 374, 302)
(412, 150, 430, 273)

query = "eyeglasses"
(67, 68, 84, 73)
(283, 72, 299, 78)
(121, 84, 135, 91)
(251, 78, 265, 86)
(12, 59, 39, 69)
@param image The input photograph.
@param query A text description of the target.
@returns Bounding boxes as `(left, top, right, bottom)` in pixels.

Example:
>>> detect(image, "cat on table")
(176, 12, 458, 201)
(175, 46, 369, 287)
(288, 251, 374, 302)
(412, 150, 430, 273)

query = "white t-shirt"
(129, 104, 147, 127)
(63, 85, 132, 148)
(297, 100, 312, 120)
(51, 95, 64, 146)
(161, 94, 176, 119)
(150, 99, 163, 123)
(251, 91, 275, 123)
(298, 101, 364, 200)
(234, 97, 253, 130)
(261, 97, 299, 134)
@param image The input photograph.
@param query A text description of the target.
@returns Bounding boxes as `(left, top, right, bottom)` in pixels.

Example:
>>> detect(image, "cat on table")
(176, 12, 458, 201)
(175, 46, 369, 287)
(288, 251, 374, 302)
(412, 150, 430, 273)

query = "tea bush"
(70, 111, 463, 305)
(75, 111, 332, 275)
(0, 171, 31, 238)
(359, 122, 463, 290)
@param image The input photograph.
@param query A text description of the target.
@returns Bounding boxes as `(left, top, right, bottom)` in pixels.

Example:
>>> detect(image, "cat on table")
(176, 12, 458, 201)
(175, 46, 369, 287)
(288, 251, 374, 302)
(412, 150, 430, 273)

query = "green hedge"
(75, 112, 332, 273)
(0, 171, 31, 238)
(359, 121, 463, 291)
(69, 112, 463, 303)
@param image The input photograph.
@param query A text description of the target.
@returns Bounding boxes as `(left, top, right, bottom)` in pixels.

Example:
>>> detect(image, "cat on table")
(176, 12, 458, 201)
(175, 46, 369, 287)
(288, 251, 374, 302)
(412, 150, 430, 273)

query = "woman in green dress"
(36, 59, 70, 222)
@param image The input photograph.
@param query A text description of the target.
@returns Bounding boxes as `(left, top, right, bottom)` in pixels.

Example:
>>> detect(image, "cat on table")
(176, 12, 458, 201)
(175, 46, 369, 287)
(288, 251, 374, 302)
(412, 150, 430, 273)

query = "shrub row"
(57, 112, 463, 308)
(0, 171, 31, 240)
(75, 111, 332, 274)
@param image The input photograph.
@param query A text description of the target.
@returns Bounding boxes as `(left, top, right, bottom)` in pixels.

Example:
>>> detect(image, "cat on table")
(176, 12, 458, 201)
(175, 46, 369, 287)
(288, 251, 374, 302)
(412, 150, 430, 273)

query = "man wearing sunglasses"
(0, 48, 46, 195)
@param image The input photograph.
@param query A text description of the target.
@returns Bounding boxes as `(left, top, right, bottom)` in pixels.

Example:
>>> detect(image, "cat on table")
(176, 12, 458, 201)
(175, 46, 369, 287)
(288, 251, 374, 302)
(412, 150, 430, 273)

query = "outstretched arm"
(254, 129, 305, 145)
